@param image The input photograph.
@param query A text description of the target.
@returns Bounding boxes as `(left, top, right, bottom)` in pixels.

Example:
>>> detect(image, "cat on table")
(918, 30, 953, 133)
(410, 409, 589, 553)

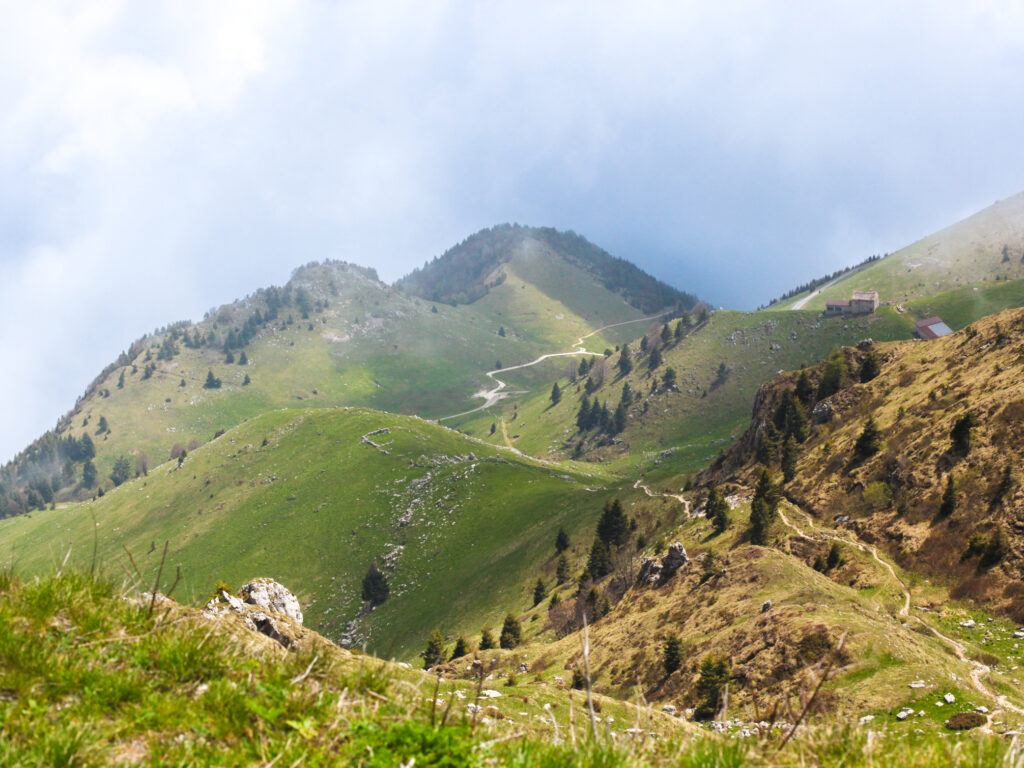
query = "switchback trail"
(440, 313, 670, 422)
(777, 504, 1024, 725)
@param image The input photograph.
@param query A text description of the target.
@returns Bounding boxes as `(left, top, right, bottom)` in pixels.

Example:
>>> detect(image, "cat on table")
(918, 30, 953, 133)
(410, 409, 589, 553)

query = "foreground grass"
(1, 570, 1023, 767)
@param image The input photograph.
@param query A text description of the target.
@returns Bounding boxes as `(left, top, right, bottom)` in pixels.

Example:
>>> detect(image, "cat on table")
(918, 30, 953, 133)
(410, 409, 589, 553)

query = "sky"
(3, 1, 1024, 462)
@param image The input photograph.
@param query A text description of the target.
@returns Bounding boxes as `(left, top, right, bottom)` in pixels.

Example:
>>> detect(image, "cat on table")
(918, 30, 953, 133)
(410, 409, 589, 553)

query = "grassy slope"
(450, 309, 909, 479)
(707, 307, 1024, 614)
(7, 571, 1012, 768)
(522, 503, 1018, 728)
(781, 191, 1024, 312)
(59, 257, 649, 491)
(0, 407, 621, 659)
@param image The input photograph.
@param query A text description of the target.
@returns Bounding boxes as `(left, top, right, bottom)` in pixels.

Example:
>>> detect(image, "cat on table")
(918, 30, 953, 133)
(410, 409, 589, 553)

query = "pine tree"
(674, 319, 686, 341)
(596, 499, 628, 546)
(225, 350, 235, 364)
(794, 369, 814, 406)
(693, 656, 731, 721)
(550, 382, 561, 405)
(499, 614, 521, 649)
(756, 422, 780, 465)
(707, 486, 729, 534)
(648, 347, 663, 370)
(361, 561, 390, 606)
(663, 634, 682, 675)
(242, 374, 251, 386)
(117, 370, 125, 389)
(532, 578, 547, 606)
(451, 636, 471, 659)
(587, 538, 611, 579)
(82, 460, 97, 488)
(950, 412, 977, 455)
(853, 416, 882, 461)
(939, 475, 957, 518)
(618, 344, 633, 376)
(992, 464, 1014, 505)
(621, 382, 633, 405)
(109, 455, 133, 487)
(612, 400, 627, 434)
(859, 352, 880, 383)
(555, 527, 570, 554)
(661, 323, 671, 343)
(825, 542, 842, 570)
(981, 527, 1010, 567)
(479, 628, 496, 651)
(422, 629, 446, 669)
(781, 436, 798, 483)
(555, 554, 570, 584)
(662, 367, 677, 389)
(203, 370, 222, 389)
(749, 496, 771, 545)
(817, 347, 849, 400)
(576, 396, 592, 431)
(238, 351, 248, 365)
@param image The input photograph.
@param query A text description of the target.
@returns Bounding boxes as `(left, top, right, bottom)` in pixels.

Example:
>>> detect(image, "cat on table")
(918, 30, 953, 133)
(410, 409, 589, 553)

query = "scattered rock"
(908, 681, 926, 688)
(662, 704, 677, 715)
(761, 600, 772, 613)
(975, 705, 989, 714)
(959, 619, 976, 629)
(637, 543, 689, 586)
(944, 693, 956, 703)
(811, 401, 833, 425)
(859, 715, 875, 725)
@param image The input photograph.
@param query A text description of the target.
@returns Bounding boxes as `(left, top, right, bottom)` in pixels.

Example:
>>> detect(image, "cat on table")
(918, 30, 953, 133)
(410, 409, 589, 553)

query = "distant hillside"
(702, 307, 1024, 617)
(776, 191, 1024, 311)
(396, 224, 695, 313)
(0, 407, 618, 657)
(1, 227, 680, 515)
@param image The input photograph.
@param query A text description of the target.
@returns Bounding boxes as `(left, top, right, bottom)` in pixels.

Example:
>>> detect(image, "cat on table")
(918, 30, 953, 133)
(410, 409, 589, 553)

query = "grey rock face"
(239, 578, 304, 625)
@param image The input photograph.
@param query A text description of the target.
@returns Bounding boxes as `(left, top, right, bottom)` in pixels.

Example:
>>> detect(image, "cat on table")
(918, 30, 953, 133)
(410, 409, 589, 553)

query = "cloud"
(3, 1, 1024, 459)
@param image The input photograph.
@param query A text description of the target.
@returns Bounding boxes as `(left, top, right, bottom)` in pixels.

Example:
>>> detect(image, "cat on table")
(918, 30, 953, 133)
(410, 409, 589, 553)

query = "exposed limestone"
(240, 578, 304, 625)
(637, 542, 690, 586)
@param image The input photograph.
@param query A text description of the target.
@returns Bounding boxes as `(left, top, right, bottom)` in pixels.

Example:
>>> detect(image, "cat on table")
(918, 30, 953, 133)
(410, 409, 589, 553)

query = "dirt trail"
(633, 478, 691, 516)
(789, 274, 844, 310)
(777, 504, 1024, 725)
(440, 313, 669, 422)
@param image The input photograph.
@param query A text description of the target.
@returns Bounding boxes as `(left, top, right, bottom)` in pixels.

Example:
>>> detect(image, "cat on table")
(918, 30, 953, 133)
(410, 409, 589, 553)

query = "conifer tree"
(648, 346, 663, 370)
(707, 486, 729, 534)
(576, 396, 592, 431)
(859, 352, 880, 383)
(555, 554, 570, 584)
(596, 499, 628, 546)
(661, 323, 671, 343)
(617, 344, 633, 376)
(694, 656, 731, 720)
(853, 416, 882, 461)
(992, 464, 1014, 505)
(939, 475, 957, 518)
(532, 578, 547, 606)
(499, 614, 521, 649)
(117, 370, 125, 389)
(781, 436, 798, 483)
(422, 629, 446, 669)
(555, 527, 570, 554)
(550, 382, 561, 405)
(663, 634, 682, 675)
(361, 561, 390, 606)
(612, 400, 627, 434)
(238, 351, 248, 365)
(82, 460, 97, 488)
(587, 538, 611, 579)
(826, 542, 842, 570)
(674, 319, 686, 341)
(756, 422, 780, 465)
(451, 636, 471, 659)
(794, 369, 814, 406)
(479, 627, 496, 651)
(950, 412, 977, 455)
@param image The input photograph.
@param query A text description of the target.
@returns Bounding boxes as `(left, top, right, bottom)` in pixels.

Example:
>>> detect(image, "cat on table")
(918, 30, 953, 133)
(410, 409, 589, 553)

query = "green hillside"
(3, 227, 680, 515)
(0, 407, 620, 658)
(774, 192, 1024, 311)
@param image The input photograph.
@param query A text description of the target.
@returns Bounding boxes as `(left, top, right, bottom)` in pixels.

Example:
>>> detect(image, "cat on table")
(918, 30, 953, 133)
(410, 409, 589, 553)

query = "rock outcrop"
(204, 578, 304, 649)
(637, 542, 690, 586)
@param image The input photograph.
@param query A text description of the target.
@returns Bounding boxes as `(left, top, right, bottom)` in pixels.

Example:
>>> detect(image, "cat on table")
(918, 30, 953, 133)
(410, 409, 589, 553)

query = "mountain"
(1, 227, 692, 517)
(702, 307, 1024, 616)
(396, 224, 695, 314)
(772, 192, 1024, 311)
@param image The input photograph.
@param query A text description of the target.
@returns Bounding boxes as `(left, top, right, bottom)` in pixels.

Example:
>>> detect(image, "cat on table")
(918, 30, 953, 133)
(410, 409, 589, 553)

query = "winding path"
(439, 313, 669, 422)
(776, 504, 1024, 726)
(633, 478, 692, 516)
